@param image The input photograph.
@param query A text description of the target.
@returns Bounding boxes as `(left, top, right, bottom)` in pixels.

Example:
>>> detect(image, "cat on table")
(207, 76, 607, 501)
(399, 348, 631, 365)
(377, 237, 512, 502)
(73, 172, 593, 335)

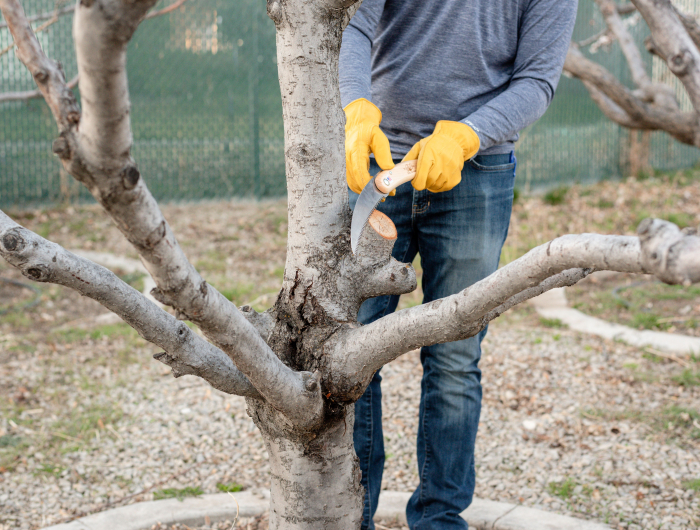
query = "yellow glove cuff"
(344, 98, 383, 128)
(432, 121, 480, 161)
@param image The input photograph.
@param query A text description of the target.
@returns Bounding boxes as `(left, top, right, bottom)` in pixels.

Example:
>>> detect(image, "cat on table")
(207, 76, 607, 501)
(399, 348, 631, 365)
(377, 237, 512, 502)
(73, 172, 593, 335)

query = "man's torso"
(363, 0, 529, 155)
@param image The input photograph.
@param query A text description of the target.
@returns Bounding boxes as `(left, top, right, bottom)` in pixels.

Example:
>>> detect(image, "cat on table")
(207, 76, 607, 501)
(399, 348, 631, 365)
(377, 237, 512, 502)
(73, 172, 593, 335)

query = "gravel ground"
(1, 309, 698, 530)
(2, 179, 700, 530)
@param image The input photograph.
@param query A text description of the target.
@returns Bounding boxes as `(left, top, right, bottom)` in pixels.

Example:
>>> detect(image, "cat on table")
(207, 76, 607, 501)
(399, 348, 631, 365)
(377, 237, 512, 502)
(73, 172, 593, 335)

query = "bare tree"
(0, 0, 699, 528)
(564, 0, 700, 147)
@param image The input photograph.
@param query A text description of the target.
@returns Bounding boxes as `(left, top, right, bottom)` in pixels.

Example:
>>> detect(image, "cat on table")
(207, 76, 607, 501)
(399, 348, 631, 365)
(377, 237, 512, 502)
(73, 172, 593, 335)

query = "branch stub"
(1, 231, 24, 252)
(33, 69, 49, 84)
(367, 210, 397, 241)
(25, 265, 49, 282)
(121, 166, 141, 190)
(668, 50, 693, 75)
(52, 137, 70, 159)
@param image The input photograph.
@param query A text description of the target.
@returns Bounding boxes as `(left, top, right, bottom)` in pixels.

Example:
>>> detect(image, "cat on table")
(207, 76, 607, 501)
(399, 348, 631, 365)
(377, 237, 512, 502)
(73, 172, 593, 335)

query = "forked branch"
(0, 0, 323, 429)
(564, 0, 700, 147)
(0, 211, 260, 399)
(327, 221, 700, 399)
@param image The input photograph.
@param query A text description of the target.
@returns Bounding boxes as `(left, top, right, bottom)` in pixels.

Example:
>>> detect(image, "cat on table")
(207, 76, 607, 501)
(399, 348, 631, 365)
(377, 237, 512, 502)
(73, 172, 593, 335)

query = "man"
(339, 1, 578, 529)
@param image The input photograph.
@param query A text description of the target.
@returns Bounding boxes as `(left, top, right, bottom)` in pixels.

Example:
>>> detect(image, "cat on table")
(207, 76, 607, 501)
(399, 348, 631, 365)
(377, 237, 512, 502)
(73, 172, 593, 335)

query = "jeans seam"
(417, 380, 431, 524)
(365, 384, 374, 524)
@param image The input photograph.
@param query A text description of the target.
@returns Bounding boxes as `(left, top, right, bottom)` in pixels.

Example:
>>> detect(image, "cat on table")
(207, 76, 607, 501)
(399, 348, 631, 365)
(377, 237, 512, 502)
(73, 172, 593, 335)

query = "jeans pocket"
(467, 157, 516, 173)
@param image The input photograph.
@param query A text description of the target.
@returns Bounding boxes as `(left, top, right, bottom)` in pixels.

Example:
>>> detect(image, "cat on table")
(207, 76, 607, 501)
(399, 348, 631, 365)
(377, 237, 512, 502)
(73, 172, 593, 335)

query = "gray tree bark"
(564, 0, 700, 147)
(1, 0, 700, 528)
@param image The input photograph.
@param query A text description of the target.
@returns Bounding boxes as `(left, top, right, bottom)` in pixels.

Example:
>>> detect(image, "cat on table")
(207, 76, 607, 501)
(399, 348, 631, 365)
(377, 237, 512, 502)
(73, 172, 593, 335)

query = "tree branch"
(0, 210, 260, 399)
(617, 3, 637, 16)
(0, 0, 323, 429)
(0, 0, 187, 101)
(144, 0, 189, 20)
(670, 4, 700, 52)
(0, 74, 78, 103)
(632, 0, 700, 121)
(0, 0, 80, 132)
(596, 0, 650, 89)
(581, 79, 646, 128)
(0, 4, 73, 29)
(326, 222, 700, 399)
(564, 44, 697, 144)
(0, 0, 187, 37)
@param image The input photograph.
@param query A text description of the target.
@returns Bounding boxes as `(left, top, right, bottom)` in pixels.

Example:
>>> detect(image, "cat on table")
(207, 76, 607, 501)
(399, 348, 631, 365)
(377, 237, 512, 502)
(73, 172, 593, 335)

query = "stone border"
(530, 285, 700, 355)
(43, 490, 609, 530)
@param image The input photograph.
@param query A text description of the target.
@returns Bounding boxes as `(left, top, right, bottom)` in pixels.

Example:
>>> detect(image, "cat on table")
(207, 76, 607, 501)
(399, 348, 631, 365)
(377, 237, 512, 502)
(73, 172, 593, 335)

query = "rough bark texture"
(564, 0, 700, 147)
(1, 0, 699, 529)
(250, 401, 363, 530)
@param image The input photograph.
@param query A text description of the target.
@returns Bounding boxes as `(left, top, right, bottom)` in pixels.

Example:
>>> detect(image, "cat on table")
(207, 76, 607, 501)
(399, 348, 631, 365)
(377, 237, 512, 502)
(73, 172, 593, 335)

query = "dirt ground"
(1, 170, 700, 530)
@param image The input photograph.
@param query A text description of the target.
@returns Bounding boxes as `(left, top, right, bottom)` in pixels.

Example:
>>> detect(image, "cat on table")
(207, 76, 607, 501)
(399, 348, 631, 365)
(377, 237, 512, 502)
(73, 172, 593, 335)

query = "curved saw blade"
(351, 179, 388, 254)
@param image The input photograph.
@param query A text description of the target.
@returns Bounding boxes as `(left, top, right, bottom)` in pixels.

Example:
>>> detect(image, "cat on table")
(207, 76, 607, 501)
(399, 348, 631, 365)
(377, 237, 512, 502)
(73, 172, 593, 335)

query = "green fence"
(1, 0, 699, 208)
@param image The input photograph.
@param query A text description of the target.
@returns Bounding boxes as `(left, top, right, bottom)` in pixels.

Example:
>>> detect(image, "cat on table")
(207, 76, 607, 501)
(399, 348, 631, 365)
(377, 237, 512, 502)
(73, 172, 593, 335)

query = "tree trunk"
(261, 1, 368, 527)
(249, 400, 363, 530)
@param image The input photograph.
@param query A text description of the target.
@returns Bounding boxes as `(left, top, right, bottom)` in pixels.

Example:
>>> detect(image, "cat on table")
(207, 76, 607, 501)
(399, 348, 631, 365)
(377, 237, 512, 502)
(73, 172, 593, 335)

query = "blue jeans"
(349, 153, 516, 530)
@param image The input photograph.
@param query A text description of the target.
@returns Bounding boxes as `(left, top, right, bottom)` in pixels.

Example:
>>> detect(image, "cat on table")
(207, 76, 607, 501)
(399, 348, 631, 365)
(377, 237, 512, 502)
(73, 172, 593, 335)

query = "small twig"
(579, 28, 611, 48)
(0, 74, 78, 103)
(50, 431, 82, 442)
(0, 4, 63, 59)
(242, 292, 279, 309)
(227, 492, 240, 530)
(655, 315, 695, 324)
(0, 0, 190, 59)
(645, 348, 691, 368)
(0, 3, 74, 29)
(145, 0, 190, 19)
(106, 423, 124, 442)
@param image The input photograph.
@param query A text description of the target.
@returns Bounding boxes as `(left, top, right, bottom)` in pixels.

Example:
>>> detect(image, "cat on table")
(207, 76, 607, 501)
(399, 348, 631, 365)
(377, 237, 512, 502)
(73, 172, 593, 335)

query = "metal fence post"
(249, 0, 261, 200)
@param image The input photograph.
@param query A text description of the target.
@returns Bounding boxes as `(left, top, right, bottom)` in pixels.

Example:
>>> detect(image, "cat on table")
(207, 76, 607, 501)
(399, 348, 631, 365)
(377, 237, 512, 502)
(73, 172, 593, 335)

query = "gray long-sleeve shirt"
(339, 0, 578, 156)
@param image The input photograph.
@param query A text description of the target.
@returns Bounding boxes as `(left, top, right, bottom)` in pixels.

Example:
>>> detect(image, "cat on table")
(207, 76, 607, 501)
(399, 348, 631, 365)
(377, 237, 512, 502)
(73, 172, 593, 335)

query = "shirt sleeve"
(462, 0, 578, 152)
(339, 0, 388, 108)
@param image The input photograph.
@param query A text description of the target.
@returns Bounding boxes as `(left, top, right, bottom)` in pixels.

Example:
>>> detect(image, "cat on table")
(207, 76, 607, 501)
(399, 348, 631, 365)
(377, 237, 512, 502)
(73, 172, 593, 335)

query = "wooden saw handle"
(374, 160, 417, 194)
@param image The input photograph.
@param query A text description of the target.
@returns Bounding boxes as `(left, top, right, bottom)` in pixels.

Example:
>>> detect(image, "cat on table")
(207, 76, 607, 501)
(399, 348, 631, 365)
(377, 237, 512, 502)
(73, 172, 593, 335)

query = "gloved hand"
(344, 98, 395, 195)
(402, 121, 480, 193)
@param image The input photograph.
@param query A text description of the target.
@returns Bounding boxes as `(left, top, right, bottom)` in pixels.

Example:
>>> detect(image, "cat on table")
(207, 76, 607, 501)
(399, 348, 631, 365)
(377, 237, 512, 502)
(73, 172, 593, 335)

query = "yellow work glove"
(402, 121, 480, 193)
(344, 98, 395, 195)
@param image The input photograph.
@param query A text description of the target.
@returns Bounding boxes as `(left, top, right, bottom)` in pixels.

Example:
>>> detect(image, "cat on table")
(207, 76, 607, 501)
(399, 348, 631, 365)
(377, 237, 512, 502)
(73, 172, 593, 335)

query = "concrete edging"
(43, 490, 609, 530)
(531, 286, 700, 355)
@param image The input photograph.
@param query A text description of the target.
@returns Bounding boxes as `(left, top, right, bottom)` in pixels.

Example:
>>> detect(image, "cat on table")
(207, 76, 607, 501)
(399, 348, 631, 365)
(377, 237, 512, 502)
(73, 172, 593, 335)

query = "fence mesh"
(1, 0, 699, 208)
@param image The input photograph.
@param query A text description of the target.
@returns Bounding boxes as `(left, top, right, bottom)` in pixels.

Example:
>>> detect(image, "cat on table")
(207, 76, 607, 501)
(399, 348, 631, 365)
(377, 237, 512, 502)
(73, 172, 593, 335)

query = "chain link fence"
(1, 0, 700, 208)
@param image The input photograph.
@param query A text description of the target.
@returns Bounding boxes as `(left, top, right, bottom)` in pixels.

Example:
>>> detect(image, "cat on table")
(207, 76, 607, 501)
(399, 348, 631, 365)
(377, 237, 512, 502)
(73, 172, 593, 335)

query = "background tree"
(564, 0, 700, 149)
(0, 0, 699, 529)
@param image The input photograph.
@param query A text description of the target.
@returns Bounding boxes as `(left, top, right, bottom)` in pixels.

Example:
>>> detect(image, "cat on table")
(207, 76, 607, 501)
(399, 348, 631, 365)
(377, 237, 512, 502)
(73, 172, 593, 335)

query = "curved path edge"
(531, 287, 700, 355)
(42, 490, 609, 530)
